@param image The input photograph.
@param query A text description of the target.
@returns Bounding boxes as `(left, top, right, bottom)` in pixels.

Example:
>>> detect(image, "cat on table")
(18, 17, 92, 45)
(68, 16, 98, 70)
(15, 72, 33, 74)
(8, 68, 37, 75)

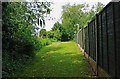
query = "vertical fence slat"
(107, 3, 116, 76)
(114, 2, 120, 78)
(96, 14, 99, 76)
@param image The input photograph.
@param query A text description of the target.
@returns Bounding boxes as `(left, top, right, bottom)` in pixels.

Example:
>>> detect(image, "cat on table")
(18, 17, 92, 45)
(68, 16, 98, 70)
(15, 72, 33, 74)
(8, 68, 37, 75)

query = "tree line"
(43, 2, 104, 41)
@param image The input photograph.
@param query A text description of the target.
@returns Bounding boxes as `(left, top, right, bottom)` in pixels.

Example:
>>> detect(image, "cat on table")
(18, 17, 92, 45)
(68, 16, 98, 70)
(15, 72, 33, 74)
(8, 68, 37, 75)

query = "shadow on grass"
(18, 42, 92, 77)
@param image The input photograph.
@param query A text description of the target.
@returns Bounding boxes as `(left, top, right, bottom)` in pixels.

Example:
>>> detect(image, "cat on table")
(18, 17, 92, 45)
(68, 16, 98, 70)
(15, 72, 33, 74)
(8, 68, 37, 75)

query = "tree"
(62, 4, 87, 40)
(95, 2, 104, 13)
(39, 29, 47, 38)
(51, 22, 62, 40)
(25, 2, 51, 36)
(2, 2, 52, 77)
(61, 2, 104, 40)
(47, 31, 54, 39)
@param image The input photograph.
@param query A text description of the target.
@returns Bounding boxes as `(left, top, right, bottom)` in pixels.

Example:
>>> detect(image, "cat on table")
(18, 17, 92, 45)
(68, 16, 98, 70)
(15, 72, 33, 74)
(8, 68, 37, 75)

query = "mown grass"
(18, 41, 92, 77)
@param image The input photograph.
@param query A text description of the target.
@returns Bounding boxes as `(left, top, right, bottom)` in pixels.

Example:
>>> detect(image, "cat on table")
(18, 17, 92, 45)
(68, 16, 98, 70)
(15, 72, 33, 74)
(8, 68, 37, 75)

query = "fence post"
(105, 5, 109, 74)
(112, 3, 117, 77)
(88, 22, 90, 58)
(95, 14, 99, 76)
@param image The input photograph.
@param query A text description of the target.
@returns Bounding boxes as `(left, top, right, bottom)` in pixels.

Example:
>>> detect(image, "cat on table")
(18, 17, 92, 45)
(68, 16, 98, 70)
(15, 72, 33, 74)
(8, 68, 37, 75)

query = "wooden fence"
(77, 2, 120, 78)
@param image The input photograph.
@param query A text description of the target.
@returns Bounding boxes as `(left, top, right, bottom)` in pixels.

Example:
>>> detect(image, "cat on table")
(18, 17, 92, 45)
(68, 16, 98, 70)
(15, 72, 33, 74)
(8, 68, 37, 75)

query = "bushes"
(2, 37, 52, 77)
(38, 38, 52, 46)
(2, 2, 52, 77)
(2, 52, 32, 77)
(48, 21, 72, 42)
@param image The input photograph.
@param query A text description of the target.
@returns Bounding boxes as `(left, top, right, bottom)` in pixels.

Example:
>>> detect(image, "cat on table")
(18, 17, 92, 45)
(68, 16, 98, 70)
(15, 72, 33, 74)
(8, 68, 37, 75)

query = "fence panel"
(101, 9, 109, 73)
(93, 20, 96, 61)
(98, 14, 103, 67)
(114, 2, 120, 77)
(84, 27, 88, 53)
(106, 3, 116, 76)
(76, 2, 120, 77)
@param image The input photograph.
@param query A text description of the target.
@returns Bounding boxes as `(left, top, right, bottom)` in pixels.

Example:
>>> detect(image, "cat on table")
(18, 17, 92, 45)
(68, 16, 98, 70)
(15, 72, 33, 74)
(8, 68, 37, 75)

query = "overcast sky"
(44, 0, 111, 31)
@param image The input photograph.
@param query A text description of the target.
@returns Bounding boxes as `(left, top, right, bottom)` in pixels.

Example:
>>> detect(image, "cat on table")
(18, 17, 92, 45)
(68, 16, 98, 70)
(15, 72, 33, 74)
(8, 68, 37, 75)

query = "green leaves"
(62, 4, 85, 40)
(39, 29, 47, 38)
(61, 3, 104, 40)
(2, 1, 53, 77)
(25, 2, 52, 30)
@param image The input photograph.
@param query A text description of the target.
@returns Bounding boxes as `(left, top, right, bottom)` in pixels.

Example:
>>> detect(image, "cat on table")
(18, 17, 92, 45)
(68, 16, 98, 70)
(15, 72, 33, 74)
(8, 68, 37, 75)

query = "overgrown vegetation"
(2, 2, 51, 77)
(48, 2, 104, 41)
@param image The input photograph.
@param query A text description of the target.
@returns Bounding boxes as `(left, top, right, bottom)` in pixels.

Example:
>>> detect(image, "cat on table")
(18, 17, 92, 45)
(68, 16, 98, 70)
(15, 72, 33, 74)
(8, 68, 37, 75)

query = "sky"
(44, 0, 111, 31)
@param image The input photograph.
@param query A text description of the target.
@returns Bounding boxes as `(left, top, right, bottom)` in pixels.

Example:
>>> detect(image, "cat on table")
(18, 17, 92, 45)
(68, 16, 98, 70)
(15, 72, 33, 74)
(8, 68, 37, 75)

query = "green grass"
(18, 41, 92, 77)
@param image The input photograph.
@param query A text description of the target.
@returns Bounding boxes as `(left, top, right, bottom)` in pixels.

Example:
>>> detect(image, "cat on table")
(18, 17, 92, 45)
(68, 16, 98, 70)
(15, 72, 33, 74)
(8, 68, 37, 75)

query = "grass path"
(19, 41, 92, 77)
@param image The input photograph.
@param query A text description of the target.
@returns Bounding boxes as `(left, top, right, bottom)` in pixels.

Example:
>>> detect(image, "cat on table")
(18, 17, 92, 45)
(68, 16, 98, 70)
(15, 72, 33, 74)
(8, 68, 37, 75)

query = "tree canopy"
(48, 2, 104, 41)
(61, 2, 104, 40)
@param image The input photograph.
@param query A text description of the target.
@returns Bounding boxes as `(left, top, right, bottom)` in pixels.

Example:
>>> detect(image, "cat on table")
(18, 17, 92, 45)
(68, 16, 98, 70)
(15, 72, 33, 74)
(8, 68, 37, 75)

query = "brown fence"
(77, 2, 120, 77)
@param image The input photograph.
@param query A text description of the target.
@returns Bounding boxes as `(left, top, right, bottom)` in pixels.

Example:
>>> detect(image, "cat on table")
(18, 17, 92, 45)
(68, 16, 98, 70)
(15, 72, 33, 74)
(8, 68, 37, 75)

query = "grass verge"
(18, 41, 92, 77)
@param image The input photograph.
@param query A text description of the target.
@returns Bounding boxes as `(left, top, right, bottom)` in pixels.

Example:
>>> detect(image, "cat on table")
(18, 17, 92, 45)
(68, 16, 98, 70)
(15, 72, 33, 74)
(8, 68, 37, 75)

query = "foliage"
(40, 38, 52, 46)
(51, 22, 62, 40)
(61, 2, 104, 40)
(62, 4, 85, 40)
(2, 52, 33, 77)
(25, 2, 51, 35)
(47, 3, 104, 41)
(39, 29, 47, 38)
(46, 31, 53, 39)
(2, 2, 51, 77)
(47, 21, 70, 41)
(95, 2, 105, 13)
